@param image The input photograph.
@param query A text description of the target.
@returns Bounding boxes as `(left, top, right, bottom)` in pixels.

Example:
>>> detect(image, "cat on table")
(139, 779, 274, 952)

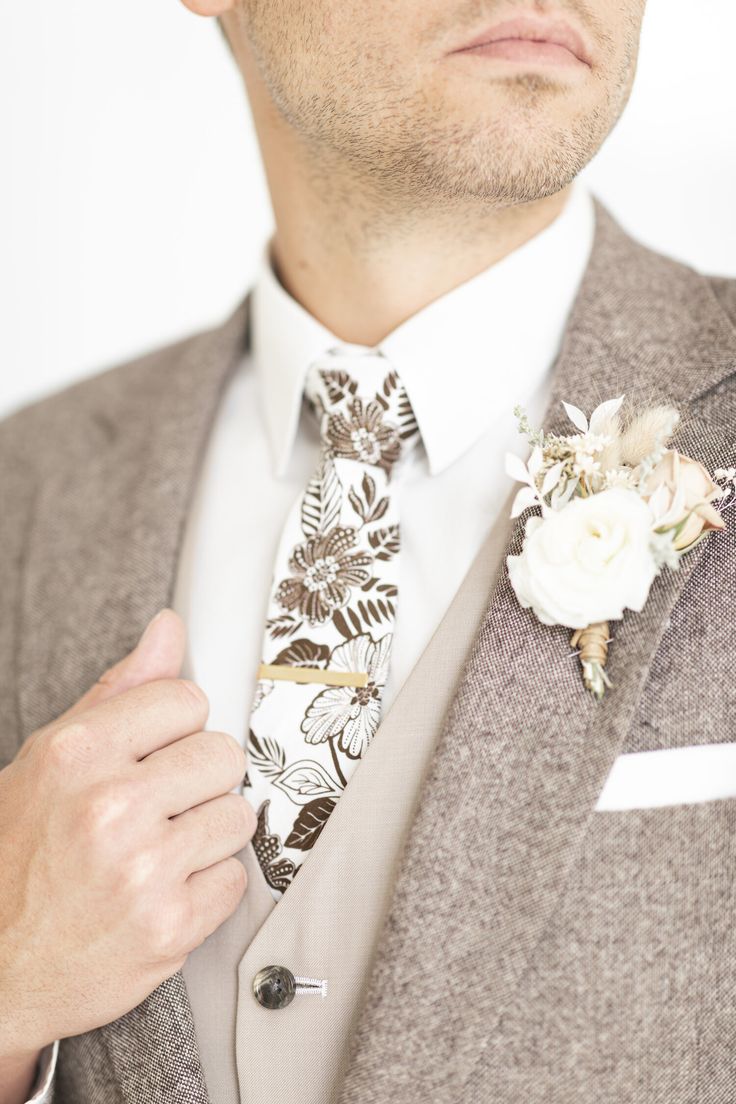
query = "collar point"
(424, 447, 455, 477)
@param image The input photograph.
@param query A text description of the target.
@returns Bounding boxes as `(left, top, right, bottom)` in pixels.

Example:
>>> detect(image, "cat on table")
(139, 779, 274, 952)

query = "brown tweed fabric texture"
(1, 195, 735, 1103)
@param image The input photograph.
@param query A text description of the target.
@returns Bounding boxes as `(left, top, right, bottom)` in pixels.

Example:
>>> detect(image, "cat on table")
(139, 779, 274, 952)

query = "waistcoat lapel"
(337, 198, 736, 1103)
(17, 296, 252, 1103)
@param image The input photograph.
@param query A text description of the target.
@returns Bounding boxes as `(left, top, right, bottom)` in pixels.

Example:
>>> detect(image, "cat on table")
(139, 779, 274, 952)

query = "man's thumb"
(61, 608, 188, 720)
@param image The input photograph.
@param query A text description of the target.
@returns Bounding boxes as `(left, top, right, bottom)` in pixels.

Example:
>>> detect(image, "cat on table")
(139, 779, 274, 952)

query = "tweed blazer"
(1, 195, 736, 1104)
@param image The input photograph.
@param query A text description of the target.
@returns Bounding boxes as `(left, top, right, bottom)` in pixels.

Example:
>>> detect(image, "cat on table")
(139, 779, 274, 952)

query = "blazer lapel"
(17, 296, 252, 1103)
(337, 197, 736, 1103)
(17, 298, 251, 737)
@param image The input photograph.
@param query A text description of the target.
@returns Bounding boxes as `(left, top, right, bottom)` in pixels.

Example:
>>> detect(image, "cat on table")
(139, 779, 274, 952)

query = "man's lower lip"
(452, 38, 586, 67)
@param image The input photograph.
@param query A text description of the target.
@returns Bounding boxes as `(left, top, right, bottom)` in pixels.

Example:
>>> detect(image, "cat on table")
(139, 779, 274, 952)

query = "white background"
(1, 0, 734, 420)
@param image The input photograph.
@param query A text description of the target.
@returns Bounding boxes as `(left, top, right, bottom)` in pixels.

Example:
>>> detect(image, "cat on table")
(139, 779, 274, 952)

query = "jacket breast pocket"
(595, 743, 736, 811)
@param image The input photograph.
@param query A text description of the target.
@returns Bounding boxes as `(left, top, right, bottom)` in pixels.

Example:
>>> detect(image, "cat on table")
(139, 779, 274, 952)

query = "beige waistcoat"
(179, 492, 515, 1104)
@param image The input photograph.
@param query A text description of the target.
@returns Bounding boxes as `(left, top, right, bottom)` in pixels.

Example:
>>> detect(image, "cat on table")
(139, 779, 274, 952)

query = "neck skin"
(232, 33, 572, 348)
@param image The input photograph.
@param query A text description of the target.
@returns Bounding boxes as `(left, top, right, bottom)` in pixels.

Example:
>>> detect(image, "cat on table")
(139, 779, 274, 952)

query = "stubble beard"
(243, 5, 638, 218)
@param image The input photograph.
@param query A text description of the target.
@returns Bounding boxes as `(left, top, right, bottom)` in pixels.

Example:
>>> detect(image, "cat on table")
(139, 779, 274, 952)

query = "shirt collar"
(252, 178, 595, 477)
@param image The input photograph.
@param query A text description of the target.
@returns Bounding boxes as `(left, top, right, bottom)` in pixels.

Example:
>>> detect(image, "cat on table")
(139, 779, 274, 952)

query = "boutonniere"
(505, 396, 734, 699)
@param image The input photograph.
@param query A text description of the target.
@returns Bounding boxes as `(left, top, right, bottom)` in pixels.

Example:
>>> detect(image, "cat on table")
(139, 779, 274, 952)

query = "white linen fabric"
(246, 349, 422, 899)
(23, 178, 598, 1101)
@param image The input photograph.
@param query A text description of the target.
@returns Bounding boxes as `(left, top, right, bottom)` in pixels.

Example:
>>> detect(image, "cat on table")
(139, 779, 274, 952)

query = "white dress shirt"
(173, 177, 596, 736)
(25, 178, 596, 1102)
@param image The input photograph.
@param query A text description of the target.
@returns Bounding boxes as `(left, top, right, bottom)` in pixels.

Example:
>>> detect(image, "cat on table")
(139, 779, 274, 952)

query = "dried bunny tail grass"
(619, 405, 680, 468)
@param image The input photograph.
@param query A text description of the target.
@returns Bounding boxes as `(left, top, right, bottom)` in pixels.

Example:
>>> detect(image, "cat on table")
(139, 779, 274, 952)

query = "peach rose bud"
(644, 449, 725, 550)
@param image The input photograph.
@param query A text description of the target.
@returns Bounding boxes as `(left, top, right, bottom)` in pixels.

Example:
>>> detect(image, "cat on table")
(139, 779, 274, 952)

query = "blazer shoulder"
(638, 237, 736, 345)
(591, 197, 736, 326)
(707, 272, 736, 334)
(0, 309, 241, 479)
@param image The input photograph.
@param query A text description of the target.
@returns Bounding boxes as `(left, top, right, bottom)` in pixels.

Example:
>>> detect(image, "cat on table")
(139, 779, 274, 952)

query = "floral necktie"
(245, 346, 421, 900)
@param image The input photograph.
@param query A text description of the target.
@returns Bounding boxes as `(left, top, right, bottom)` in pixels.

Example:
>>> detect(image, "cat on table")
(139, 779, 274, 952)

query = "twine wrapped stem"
(570, 621, 612, 700)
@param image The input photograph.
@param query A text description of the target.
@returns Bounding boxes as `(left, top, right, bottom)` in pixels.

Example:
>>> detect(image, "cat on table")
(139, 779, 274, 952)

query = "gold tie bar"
(256, 663, 369, 688)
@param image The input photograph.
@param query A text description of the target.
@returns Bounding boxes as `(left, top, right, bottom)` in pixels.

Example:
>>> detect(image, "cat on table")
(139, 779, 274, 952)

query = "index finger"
(56, 609, 186, 724)
(55, 677, 210, 762)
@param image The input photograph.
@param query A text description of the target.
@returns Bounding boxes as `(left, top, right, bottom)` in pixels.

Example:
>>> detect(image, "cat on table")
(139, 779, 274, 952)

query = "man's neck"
(265, 157, 572, 346)
(240, 45, 573, 347)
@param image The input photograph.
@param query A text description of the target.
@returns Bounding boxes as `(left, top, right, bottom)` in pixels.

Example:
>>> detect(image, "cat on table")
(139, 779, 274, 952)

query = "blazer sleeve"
(0, 400, 41, 769)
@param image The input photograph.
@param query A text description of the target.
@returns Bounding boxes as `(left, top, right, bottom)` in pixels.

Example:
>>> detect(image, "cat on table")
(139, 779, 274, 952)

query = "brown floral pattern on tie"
(245, 351, 421, 899)
(275, 525, 373, 624)
(325, 398, 402, 473)
(300, 634, 392, 759)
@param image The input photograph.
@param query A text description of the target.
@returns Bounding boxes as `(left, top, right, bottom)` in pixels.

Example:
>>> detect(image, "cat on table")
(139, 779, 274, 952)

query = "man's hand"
(0, 609, 255, 1065)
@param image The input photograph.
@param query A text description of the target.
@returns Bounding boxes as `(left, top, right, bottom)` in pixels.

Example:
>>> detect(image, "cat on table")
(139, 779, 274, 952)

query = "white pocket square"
(595, 743, 736, 811)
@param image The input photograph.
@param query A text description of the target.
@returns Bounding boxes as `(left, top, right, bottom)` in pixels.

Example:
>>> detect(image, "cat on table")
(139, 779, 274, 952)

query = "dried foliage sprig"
(505, 395, 728, 699)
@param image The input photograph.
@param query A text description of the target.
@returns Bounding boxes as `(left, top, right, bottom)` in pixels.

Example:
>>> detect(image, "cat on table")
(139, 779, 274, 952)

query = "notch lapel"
(17, 296, 252, 1103)
(17, 298, 251, 736)
(337, 198, 736, 1103)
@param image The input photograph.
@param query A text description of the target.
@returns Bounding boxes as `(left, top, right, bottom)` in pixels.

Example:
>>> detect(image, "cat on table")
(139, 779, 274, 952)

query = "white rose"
(507, 487, 658, 629)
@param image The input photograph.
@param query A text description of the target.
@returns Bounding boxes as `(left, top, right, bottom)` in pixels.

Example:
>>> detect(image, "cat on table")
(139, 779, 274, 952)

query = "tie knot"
(304, 347, 420, 477)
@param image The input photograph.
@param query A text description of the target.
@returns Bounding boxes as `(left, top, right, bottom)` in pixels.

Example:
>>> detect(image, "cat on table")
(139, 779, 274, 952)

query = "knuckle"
(210, 792, 237, 830)
(186, 861, 248, 951)
(220, 792, 256, 839)
(146, 906, 189, 963)
(177, 679, 209, 718)
(220, 857, 248, 902)
(166, 733, 199, 773)
(80, 781, 135, 838)
(163, 954, 189, 977)
(216, 732, 247, 781)
(43, 721, 95, 768)
(118, 847, 159, 897)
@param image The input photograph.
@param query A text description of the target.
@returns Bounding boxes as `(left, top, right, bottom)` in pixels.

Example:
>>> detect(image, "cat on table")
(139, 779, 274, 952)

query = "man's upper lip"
(449, 14, 592, 66)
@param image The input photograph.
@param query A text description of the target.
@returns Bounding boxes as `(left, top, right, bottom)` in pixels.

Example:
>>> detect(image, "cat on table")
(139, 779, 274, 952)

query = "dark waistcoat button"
(252, 965, 297, 1010)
